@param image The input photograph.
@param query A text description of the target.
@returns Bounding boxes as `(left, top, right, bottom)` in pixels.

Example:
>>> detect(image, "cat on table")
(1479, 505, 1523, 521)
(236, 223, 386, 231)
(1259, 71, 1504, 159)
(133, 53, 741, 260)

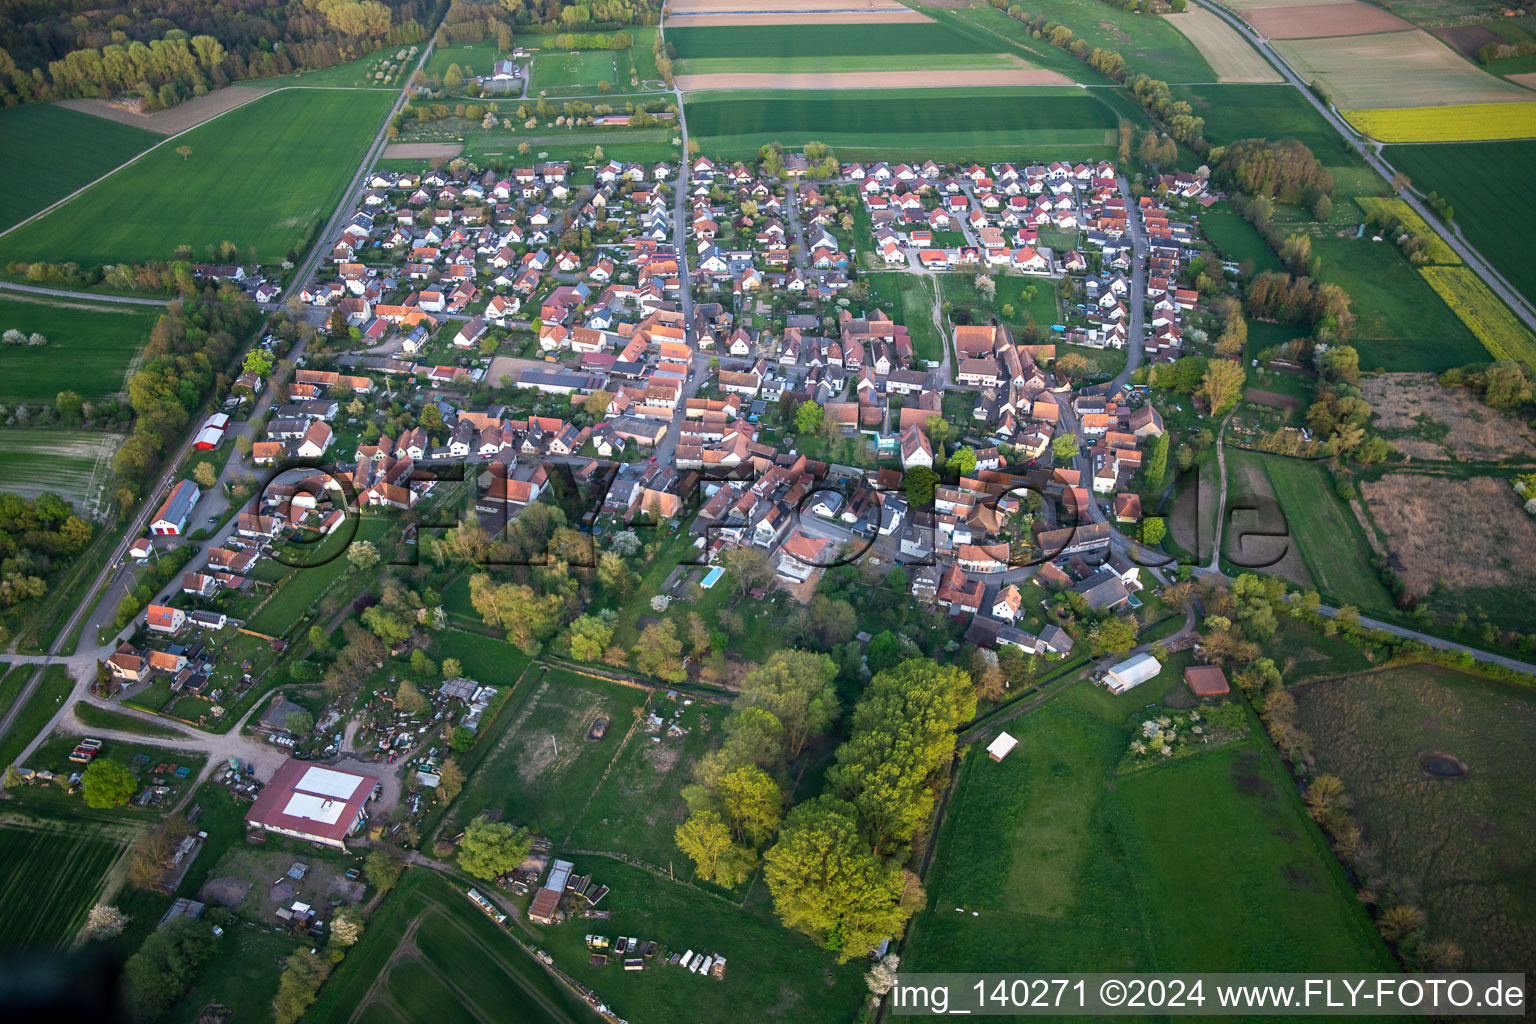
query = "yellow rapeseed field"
(1420, 265, 1536, 367)
(1354, 198, 1460, 264)
(1341, 103, 1536, 142)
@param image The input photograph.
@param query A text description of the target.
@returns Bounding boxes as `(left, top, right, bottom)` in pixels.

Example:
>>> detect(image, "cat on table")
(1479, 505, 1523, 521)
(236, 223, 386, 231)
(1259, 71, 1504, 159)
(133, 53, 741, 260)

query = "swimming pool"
(701, 566, 724, 589)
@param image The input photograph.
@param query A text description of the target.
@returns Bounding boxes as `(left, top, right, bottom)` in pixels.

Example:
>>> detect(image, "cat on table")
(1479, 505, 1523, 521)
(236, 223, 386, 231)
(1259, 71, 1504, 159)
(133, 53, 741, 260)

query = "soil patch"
(200, 876, 252, 907)
(381, 142, 463, 159)
(1508, 71, 1536, 88)
(1433, 24, 1503, 59)
(1242, 1, 1413, 39)
(676, 67, 1072, 90)
(1359, 473, 1536, 595)
(1244, 387, 1302, 410)
(1361, 372, 1536, 461)
(57, 86, 269, 136)
(669, 0, 909, 10)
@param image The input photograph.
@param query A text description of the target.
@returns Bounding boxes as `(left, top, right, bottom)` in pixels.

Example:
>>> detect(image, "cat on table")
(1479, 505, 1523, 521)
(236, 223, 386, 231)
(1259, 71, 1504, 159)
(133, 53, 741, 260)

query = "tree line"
(0, 0, 433, 109)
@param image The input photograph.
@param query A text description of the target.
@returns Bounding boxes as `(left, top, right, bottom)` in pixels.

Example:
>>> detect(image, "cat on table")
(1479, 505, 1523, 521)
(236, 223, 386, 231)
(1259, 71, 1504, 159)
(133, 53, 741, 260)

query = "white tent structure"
(1105, 652, 1160, 694)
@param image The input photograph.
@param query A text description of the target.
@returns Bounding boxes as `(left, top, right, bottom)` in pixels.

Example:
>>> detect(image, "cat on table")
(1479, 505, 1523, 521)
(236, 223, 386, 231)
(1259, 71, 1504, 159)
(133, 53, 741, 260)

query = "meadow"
(305, 870, 594, 1024)
(1354, 197, 1460, 264)
(0, 294, 159, 404)
(976, 0, 1216, 82)
(668, 21, 993, 61)
(1292, 665, 1536, 972)
(1173, 83, 1364, 170)
(444, 667, 648, 841)
(535, 856, 868, 1024)
(0, 104, 156, 231)
(684, 88, 1120, 160)
(1342, 102, 1536, 143)
(0, 88, 395, 266)
(1419, 264, 1536, 367)
(0, 429, 119, 515)
(865, 272, 942, 362)
(1194, 204, 1283, 273)
(0, 822, 124, 948)
(71, 701, 184, 738)
(1256, 453, 1395, 614)
(938, 6, 1107, 82)
(908, 680, 1390, 973)
(1384, 140, 1536, 306)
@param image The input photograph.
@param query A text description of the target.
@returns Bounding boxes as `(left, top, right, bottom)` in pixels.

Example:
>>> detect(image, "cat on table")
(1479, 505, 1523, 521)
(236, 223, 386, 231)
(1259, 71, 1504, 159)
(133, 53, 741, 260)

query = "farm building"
(1184, 664, 1230, 697)
(245, 759, 382, 850)
(529, 858, 575, 924)
(986, 731, 1018, 762)
(1104, 652, 1161, 695)
(194, 413, 230, 450)
(150, 480, 201, 535)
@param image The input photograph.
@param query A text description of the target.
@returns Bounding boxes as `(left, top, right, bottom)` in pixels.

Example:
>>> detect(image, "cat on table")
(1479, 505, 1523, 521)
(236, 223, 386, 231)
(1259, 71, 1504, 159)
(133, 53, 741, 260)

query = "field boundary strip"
(1420, 264, 1536, 367)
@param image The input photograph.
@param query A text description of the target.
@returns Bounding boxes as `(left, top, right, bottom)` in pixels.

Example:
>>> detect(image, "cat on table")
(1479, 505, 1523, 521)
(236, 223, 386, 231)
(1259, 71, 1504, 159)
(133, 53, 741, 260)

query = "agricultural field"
(0, 294, 160, 404)
(1292, 664, 1536, 972)
(0, 104, 157, 231)
(1172, 83, 1369, 184)
(0, 88, 395, 267)
(1419, 264, 1536, 367)
(1238, 0, 1413, 39)
(684, 88, 1122, 161)
(1254, 454, 1394, 614)
(1354, 197, 1460, 264)
(1273, 31, 1534, 109)
(1385, 140, 1536, 304)
(668, 22, 994, 62)
(0, 428, 120, 516)
(305, 869, 595, 1024)
(974, 0, 1217, 82)
(0, 822, 124, 948)
(1358, 473, 1536, 627)
(1361, 372, 1536, 461)
(536, 857, 868, 1024)
(1343, 102, 1536, 142)
(444, 667, 648, 841)
(933, 6, 1110, 83)
(1165, 9, 1281, 82)
(908, 680, 1390, 973)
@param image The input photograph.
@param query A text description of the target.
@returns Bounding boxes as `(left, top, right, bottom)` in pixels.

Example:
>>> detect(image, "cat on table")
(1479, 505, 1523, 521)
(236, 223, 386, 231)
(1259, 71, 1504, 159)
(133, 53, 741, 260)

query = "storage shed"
(1105, 652, 1161, 694)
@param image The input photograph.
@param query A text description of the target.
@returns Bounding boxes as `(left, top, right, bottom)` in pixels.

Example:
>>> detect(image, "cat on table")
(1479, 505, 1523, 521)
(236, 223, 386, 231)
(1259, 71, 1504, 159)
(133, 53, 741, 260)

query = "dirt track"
(668, 10, 928, 22)
(57, 86, 270, 135)
(1242, 1, 1413, 39)
(381, 142, 464, 159)
(677, 67, 1074, 90)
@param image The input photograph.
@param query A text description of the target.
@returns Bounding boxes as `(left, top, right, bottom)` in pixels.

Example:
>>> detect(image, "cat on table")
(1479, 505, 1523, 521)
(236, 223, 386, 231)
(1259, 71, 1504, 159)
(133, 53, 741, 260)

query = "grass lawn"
(0, 104, 157, 231)
(684, 87, 1120, 161)
(0, 664, 74, 766)
(1384, 140, 1536, 309)
(1195, 204, 1283, 274)
(1257, 455, 1395, 614)
(532, 48, 625, 94)
(1293, 664, 1536, 973)
(866, 272, 942, 362)
(12, 731, 206, 821)
(0, 293, 159, 404)
(908, 679, 1390, 972)
(462, 130, 678, 167)
(565, 697, 724, 869)
(1307, 231, 1486, 371)
(0, 88, 395, 266)
(939, 272, 1059, 336)
(0, 821, 124, 948)
(446, 666, 648, 840)
(433, 628, 533, 688)
(306, 869, 594, 1024)
(71, 701, 184, 738)
(245, 518, 387, 636)
(536, 856, 867, 1024)
(424, 41, 504, 79)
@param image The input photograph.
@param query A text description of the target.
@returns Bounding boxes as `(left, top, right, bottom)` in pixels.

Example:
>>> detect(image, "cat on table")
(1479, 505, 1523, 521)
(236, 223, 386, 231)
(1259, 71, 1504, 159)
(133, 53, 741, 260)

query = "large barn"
(246, 760, 381, 849)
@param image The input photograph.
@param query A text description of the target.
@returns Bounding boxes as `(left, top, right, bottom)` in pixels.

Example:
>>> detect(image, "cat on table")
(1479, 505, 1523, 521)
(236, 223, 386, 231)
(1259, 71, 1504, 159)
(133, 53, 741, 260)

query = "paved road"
(1190, 0, 1536, 329)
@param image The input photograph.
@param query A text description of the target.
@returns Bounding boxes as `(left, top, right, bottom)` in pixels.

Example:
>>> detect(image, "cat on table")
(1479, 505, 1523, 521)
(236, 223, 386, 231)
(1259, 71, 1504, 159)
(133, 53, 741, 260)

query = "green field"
(0, 294, 159, 404)
(446, 667, 648, 840)
(1293, 664, 1536, 972)
(939, 272, 1060, 336)
(678, 52, 1027, 75)
(1307, 231, 1486, 370)
(1384, 140, 1536, 308)
(537, 856, 867, 1024)
(0, 822, 123, 948)
(433, 629, 534, 689)
(974, 0, 1215, 82)
(1175, 83, 1365, 170)
(866, 272, 942, 363)
(306, 870, 594, 1024)
(669, 22, 993, 61)
(909, 680, 1391, 973)
(0, 664, 73, 767)
(0, 428, 119, 514)
(1196, 204, 1284, 273)
(0, 104, 157, 231)
(424, 41, 505, 79)
(71, 700, 184, 738)
(245, 517, 386, 636)
(1254, 454, 1394, 613)
(462, 129, 677, 166)
(0, 88, 395, 266)
(940, 6, 1108, 82)
(684, 88, 1121, 159)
